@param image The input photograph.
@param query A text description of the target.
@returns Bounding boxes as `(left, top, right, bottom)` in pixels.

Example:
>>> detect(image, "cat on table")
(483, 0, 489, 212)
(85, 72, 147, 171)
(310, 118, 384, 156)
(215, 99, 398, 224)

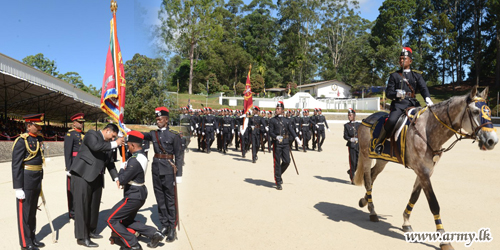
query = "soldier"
(311, 108, 318, 150)
(107, 131, 164, 250)
(260, 110, 268, 152)
(139, 107, 183, 242)
(221, 109, 235, 154)
(300, 110, 313, 152)
(269, 102, 301, 190)
(293, 110, 301, 150)
(234, 110, 241, 150)
(249, 106, 264, 163)
(202, 107, 218, 153)
(343, 108, 360, 184)
(374, 47, 433, 154)
(63, 113, 85, 220)
(315, 108, 330, 152)
(266, 111, 273, 153)
(12, 114, 46, 250)
(180, 107, 191, 135)
(216, 109, 223, 152)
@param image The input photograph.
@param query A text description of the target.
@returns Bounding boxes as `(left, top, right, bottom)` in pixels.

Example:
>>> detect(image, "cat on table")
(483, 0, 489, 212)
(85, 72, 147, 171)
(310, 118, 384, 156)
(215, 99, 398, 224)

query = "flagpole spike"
(111, 0, 118, 13)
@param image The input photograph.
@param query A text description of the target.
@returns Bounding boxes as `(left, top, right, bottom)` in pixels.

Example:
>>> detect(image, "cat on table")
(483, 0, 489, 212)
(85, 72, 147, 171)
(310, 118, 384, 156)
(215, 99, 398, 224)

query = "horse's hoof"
(402, 225, 413, 232)
(359, 198, 367, 208)
(440, 243, 454, 250)
(369, 215, 379, 222)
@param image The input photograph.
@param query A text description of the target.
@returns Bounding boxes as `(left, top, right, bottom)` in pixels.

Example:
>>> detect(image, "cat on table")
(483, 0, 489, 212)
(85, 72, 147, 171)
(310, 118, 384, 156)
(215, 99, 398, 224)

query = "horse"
(353, 86, 498, 250)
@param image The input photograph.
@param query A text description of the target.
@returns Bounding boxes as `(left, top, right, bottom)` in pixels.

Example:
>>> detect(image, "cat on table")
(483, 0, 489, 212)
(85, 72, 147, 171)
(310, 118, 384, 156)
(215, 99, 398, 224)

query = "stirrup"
(374, 144, 383, 155)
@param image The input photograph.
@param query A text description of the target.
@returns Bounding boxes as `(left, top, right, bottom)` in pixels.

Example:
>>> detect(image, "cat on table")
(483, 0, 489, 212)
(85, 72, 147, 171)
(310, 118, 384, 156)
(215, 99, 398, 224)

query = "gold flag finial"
(249, 64, 252, 70)
(110, 0, 118, 13)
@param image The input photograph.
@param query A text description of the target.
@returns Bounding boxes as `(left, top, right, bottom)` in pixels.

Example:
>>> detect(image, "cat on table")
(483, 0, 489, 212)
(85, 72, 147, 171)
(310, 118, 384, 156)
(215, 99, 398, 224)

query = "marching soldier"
(203, 107, 218, 153)
(63, 113, 85, 220)
(344, 108, 360, 184)
(311, 108, 318, 150)
(249, 106, 264, 163)
(222, 109, 235, 154)
(269, 102, 301, 190)
(234, 110, 241, 150)
(12, 114, 46, 250)
(107, 131, 164, 249)
(180, 107, 191, 135)
(300, 110, 313, 151)
(293, 110, 301, 150)
(139, 107, 183, 242)
(266, 111, 273, 153)
(315, 108, 330, 152)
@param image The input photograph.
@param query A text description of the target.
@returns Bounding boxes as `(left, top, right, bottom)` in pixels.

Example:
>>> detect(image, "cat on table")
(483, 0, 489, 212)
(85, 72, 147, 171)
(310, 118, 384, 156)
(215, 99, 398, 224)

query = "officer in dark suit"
(300, 110, 314, 151)
(269, 102, 301, 190)
(292, 110, 301, 150)
(374, 47, 433, 154)
(311, 108, 318, 150)
(266, 111, 273, 153)
(107, 131, 164, 250)
(202, 107, 218, 153)
(12, 114, 45, 250)
(315, 108, 330, 152)
(140, 107, 183, 243)
(249, 106, 264, 163)
(343, 109, 361, 184)
(63, 112, 85, 220)
(234, 110, 241, 150)
(69, 123, 124, 248)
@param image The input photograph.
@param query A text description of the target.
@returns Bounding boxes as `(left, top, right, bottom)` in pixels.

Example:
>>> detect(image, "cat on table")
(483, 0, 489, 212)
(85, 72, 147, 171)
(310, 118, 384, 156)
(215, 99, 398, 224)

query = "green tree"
(22, 53, 59, 77)
(124, 54, 173, 124)
(159, 0, 224, 94)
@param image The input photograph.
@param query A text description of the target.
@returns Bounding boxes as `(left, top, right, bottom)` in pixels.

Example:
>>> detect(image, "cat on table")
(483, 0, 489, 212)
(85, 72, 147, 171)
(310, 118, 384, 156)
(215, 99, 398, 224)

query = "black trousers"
(71, 174, 103, 240)
(302, 128, 310, 148)
(267, 133, 271, 153)
(348, 146, 359, 181)
(205, 130, 214, 152)
(272, 141, 290, 185)
(152, 173, 176, 229)
(16, 188, 41, 248)
(107, 198, 157, 247)
(235, 129, 240, 149)
(251, 132, 260, 161)
(67, 175, 74, 218)
(317, 128, 326, 150)
(223, 131, 231, 152)
(312, 128, 317, 149)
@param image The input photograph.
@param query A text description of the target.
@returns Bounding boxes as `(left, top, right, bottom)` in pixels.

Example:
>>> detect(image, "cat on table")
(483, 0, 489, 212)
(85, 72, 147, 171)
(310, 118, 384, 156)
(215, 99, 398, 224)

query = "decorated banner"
(243, 65, 253, 114)
(101, 4, 127, 134)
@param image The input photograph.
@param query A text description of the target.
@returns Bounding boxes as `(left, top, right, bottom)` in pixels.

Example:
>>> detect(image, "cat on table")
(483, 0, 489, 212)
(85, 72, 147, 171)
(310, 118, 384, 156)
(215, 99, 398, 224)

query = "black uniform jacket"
(119, 150, 148, 200)
(316, 115, 329, 129)
(142, 127, 183, 176)
(64, 129, 84, 171)
(343, 121, 361, 148)
(12, 133, 44, 190)
(203, 115, 218, 132)
(269, 115, 298, 143)
(69, 130, 118, 183)
(386, 69, 430, 107)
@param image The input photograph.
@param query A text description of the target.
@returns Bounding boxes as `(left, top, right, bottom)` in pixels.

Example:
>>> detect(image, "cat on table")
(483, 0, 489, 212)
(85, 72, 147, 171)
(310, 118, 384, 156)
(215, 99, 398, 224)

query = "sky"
(0, 0, 384, 90)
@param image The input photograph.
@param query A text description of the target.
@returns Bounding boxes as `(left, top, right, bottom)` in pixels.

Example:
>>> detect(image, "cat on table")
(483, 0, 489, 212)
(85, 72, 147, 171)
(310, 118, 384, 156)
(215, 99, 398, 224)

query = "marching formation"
(179, 102, 332, 190)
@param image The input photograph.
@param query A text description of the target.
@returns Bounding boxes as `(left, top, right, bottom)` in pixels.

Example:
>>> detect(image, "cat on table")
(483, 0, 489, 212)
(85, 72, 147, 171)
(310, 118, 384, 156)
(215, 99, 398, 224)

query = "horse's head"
(461, 86, 498, 150)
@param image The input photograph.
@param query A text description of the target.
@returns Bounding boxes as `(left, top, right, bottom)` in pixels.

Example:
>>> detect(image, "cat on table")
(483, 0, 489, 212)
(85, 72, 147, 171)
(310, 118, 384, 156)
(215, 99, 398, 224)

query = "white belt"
(302, 124, 309, 126)
(205, 123, 213, 126)
(181, 123, 190, 125)
(223, 124, 231, 127)
(128, 181, 145, 186)
(317, 122, 324, 125)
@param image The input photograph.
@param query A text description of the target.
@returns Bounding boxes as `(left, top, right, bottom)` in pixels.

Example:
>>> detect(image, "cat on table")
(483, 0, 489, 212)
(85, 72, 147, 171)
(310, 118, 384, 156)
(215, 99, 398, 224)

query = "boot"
(166, 226, 177, 242)
(374, 127, 387, 155)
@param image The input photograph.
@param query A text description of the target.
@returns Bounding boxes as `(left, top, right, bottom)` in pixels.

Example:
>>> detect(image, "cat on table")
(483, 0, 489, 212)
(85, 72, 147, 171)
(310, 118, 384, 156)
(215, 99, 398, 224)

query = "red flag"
(243, 65, 253, 114)
(101, 12, 126, 134)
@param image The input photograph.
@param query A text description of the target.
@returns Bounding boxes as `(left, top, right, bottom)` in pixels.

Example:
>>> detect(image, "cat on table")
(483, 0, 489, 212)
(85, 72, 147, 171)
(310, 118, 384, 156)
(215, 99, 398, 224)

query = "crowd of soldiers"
(179, 105, 331, 164)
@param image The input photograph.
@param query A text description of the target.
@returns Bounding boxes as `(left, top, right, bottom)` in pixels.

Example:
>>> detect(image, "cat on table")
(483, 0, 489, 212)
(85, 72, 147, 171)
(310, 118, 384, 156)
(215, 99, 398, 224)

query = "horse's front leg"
(402, 177, 422, 232)
(418, 171, 454, 250)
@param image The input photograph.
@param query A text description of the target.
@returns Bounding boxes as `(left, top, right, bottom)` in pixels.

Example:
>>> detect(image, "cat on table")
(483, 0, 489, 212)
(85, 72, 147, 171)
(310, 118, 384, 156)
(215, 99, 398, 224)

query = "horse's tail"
(353, 161, 364, 186)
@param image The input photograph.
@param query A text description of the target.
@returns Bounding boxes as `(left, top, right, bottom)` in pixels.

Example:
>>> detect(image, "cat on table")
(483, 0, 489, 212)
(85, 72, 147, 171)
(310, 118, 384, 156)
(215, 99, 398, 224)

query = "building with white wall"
(296, 80, 351, 99)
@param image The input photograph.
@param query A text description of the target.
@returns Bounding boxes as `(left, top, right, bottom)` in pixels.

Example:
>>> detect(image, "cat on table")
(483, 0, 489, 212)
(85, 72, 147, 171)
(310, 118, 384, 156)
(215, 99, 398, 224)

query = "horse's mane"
(427, 93, 468, 115)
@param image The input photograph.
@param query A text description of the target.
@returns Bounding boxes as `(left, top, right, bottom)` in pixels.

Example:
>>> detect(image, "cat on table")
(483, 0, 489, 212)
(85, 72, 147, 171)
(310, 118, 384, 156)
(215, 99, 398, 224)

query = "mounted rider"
(374, 47, 433, 154)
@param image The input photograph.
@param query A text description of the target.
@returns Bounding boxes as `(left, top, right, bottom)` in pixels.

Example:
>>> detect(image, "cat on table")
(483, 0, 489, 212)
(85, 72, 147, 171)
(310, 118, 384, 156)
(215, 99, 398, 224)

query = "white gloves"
(425, 97, 434, 106)
(202, 132, 205, 135)
(118, 131, 124, 138)
(195, 124, 199, 128)
(66, 170, 72, 176)
(176, 176, 182, 184)
(191, 126, 194, 131)
(328, 129, 331, 132)
(296, 128, 299, 133)
(265, 127, 269, 131)
(216, 129, 219, 134)
(120, 162, 127, 170)
(122, 124, 131, 133)
(295, 137, 302, 147)
(15, 189, 25, 200)
(396, 89, 406, 98)
(299, 131, 302, 135)
(251, 126, 255, 129)
(316, 125, 319, 128)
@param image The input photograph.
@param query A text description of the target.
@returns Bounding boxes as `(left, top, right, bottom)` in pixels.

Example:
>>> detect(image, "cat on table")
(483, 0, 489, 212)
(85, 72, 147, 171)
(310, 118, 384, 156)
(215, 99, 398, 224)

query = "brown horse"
(353, 86, 498, 250)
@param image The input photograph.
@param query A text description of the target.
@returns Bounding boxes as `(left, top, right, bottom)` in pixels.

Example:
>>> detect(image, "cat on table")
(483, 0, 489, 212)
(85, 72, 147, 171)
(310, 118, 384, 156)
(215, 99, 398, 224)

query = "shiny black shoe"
(120, 243, 142, 250)
(374, 144, 383, 155)
(160, 227, 169, 236)
(21, 246, 39, 250)
(77, 238, 99, 248)
(89, 232, 103, 239)
(276, 184, 282, 190)
(33, 239, 45, 248)
(147, 231, 164, 248)
(166, 227, 177, 242)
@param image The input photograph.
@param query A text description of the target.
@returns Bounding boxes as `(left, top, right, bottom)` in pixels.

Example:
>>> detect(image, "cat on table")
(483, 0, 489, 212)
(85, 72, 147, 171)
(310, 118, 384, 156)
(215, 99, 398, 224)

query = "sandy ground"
(1, 122, 499, 250)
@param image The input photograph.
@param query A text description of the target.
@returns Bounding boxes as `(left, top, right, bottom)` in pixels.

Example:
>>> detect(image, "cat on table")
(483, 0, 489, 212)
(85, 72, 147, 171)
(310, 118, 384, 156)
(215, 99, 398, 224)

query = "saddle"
(362, 107, 426, 165)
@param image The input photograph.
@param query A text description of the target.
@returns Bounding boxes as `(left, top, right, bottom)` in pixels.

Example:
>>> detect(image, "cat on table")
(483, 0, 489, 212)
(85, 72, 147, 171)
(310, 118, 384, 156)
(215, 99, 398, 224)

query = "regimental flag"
(101, 12, 127, 134)
(243, 65, 253, 114)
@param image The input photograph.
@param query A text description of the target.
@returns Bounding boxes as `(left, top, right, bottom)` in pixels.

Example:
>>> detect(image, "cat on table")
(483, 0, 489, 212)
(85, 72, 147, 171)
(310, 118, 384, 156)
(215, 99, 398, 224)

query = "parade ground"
(1, 122, 500, 250)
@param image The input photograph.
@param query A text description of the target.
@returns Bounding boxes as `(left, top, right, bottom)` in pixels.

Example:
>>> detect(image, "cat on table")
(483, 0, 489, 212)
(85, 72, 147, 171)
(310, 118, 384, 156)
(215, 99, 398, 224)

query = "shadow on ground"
(314, 202, 439, 249)
(38, 212, 71, 242)
(314, 175, 352, 185)
(244, 178, 275, 188)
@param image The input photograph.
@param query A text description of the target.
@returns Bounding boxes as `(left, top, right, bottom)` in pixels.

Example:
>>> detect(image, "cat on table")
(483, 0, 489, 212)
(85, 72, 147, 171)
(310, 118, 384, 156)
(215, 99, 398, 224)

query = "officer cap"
(71, 113, 85, 122)
(155, 107, 169, 117)
(24, 113, 45, 126)
(127, 130, 144, 144)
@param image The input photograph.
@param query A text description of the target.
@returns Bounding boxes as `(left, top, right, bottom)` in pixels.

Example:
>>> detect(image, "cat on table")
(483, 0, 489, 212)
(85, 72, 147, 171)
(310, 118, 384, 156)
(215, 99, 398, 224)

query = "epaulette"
(412, 69, 423, 74)
(169, 129, 179, 135)
(68, 129, 75, 132)
(19, 133, 29, 139)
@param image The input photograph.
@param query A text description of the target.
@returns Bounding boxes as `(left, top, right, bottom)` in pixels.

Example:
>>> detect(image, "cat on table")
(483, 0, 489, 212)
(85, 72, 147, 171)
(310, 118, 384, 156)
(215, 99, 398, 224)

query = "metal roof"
(0, 53, 107, 122)
(296, 79, 351, 88)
